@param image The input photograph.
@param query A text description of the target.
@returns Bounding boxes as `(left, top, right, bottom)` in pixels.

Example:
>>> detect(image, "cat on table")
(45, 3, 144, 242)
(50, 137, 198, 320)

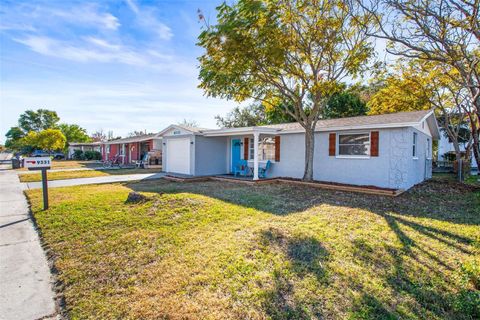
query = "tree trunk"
(471, 127, 480, 176)
(452, 145, 463, 182)
(466, 112, 480, 176)
(302, 127, 315, 181)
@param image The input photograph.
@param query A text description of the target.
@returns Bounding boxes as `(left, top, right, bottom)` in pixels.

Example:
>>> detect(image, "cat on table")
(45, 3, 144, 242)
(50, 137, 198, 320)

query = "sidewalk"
(22, 172, 165, 190)
(0, 170, 56, 320)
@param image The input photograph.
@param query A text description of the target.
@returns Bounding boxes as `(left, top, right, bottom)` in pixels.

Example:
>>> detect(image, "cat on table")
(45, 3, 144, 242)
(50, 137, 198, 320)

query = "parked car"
(31, 150, 65, 159)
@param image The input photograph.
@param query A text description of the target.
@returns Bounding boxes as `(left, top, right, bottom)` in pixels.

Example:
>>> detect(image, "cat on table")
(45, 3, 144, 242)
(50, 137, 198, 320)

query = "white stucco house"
(159, 110, 440, 191)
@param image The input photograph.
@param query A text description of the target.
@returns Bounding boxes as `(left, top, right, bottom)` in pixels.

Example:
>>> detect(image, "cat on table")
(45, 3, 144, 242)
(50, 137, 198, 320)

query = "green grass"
(19, 168, 162, 182)
(26, 177, 480, 319)
(16, 160, 103, 171)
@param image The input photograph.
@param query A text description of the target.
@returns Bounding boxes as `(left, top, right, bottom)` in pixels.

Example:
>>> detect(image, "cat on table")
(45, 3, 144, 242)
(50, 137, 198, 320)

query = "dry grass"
(26, 176, 480, 319)
(19, 168, 162, 182)
(16, 160, 103, 171)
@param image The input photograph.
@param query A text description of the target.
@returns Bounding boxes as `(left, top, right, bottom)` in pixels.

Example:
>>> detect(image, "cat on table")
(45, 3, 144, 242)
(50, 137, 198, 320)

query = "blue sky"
(0, 0, 239, 142)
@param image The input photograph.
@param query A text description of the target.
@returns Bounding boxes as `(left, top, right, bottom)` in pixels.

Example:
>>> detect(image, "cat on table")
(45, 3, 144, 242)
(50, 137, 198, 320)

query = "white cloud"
(124, 0, 173, 41)
(125, 0, 140, 14)
(43, 3, 121, 31)
(12, 35, 196, 76)
(0, 2, 120, 32)
(14, 36, 143, 65)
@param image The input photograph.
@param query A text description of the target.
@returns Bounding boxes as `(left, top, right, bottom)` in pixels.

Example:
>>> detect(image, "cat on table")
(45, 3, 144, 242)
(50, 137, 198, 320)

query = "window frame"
(248, 137, 277, 162)
(413, 132, 418, 159)
(336, 131, 371, 159)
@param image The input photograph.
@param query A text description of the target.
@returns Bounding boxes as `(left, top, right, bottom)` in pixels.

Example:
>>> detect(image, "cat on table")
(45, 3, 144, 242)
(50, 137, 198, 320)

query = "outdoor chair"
(233, 159, 249, 177)
(258, 160, 271, 178)
(135, 153, 149, 168)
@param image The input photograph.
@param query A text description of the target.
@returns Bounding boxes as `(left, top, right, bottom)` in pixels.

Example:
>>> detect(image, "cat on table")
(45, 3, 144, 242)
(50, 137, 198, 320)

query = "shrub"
(72, 150, 85, 160)
(84, 150, 102, 160)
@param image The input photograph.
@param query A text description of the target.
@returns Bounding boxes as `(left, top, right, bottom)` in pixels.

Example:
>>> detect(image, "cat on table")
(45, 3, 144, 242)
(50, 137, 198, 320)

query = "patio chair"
(135, 153, 147, 168)
(258, 160, 271, 178)
(233, 159, 249, 177)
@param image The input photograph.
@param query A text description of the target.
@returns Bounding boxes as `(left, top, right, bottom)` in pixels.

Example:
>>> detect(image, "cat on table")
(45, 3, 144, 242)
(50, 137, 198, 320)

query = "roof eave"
(202, 127, 281, 137)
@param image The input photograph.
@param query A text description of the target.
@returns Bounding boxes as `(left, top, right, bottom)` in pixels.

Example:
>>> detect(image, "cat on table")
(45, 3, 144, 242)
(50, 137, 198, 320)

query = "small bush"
(84, 150, 102, 160)
(72, 150, 85, 160)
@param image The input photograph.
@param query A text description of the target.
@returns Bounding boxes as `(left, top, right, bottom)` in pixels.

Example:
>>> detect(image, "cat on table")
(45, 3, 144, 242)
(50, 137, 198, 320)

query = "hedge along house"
(67, 142, 101, 159)
(101, 133, 162, 165)
(161, 110, 440, 190)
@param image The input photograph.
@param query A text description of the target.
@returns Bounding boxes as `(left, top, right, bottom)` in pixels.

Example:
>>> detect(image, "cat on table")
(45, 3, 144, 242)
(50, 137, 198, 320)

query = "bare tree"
(177, 119, 200, 128)
(128, 130, 149, 137)
(91, 129, 106, 142)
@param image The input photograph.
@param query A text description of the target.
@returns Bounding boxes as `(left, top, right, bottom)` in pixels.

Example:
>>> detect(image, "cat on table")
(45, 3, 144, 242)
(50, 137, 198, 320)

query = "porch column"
(253, 132, 259, 180)
(122, 144, 125, 164)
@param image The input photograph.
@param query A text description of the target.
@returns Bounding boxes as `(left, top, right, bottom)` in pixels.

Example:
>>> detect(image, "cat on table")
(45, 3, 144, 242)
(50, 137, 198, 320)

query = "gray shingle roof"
(105, 133, 159, 144)
(262, 109, 433, 132)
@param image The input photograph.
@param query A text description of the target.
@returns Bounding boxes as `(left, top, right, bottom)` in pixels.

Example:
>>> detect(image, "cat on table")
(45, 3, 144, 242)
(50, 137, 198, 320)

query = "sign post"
(25, 157, 51, 210)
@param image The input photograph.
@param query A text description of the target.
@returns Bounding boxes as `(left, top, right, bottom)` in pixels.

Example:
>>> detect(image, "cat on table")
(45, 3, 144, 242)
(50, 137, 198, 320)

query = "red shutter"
(274, 136, 280, 162)
(371, 131, 379, 157)
(328, 133, 336, 156)
(243, 137, 249, 160)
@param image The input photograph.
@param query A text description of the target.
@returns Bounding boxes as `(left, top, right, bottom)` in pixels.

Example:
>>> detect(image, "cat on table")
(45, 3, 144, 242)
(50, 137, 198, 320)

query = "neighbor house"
(101, 133, 162, 165)
(160, 110, 440, 190)
(67, 142, 101, 159)
(437, 131, 478, 169)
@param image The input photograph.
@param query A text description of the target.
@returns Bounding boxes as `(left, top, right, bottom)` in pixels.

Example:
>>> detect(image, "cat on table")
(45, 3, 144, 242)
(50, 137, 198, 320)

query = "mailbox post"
(24, 157, 51, 210)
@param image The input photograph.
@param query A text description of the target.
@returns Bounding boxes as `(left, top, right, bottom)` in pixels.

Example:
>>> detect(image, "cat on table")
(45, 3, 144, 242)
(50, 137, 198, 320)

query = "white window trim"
(247, 137, 277, 162)
(413, 132, 418, 159)
(335, 131, 372, 159)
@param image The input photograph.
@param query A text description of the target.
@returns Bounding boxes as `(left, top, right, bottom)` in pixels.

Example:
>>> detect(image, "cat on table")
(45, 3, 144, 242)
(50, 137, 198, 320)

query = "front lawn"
(16, 160, 103, 171)
(19, 168, 162, 182)
(26, 177, 480, 319)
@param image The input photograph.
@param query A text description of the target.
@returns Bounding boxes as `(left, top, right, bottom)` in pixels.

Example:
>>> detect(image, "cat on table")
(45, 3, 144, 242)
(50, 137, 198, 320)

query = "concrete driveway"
(0, 170, 56, 320)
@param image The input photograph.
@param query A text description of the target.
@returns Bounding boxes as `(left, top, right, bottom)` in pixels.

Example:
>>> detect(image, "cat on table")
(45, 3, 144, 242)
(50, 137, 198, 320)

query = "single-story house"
(160, 110, 440, 190)
(67, 142, 101, 159)
(101, 133, 162, 165)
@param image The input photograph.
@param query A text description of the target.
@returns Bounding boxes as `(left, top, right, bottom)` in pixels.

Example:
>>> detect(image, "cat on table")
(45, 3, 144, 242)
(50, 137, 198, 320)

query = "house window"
(248, 138, 255, 160)
(248, 137, 276, 161)
(426, 138, 430, 158)
(413, 132, 418, 158)
(106, 145, 110, 153)
(259, 137, 275, 161)
(338, 133, 370, 156)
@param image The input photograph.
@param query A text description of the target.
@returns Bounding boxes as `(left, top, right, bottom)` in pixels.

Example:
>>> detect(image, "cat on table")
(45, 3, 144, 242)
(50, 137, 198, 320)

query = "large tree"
(357, 0, 480, 172)
(198, 0, 375, 180)
(369, 59, 472, 180)
(22, 129, 66, 152)
(4, 127, 25, 151)
(18, 109, 60, 132)
(323, 91, 368, 119)
(58, 123, 91, 144)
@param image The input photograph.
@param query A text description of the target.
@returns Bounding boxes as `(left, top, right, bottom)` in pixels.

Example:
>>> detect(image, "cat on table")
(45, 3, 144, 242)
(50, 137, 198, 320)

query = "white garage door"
(167, 138, 191, 174)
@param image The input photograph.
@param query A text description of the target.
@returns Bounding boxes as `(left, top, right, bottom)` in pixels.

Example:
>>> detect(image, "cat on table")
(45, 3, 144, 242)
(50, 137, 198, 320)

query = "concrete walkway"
(0, 171, 56, 320)
(22, 172, 165, 190)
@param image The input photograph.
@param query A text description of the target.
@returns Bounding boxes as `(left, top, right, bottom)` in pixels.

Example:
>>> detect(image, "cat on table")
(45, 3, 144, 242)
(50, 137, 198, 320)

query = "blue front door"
(231, 139, 241, 172)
